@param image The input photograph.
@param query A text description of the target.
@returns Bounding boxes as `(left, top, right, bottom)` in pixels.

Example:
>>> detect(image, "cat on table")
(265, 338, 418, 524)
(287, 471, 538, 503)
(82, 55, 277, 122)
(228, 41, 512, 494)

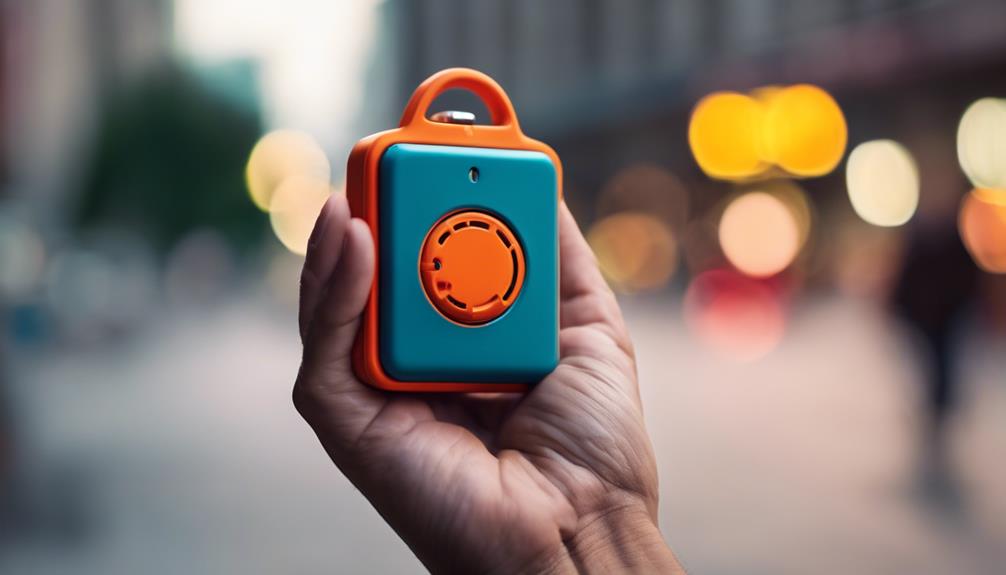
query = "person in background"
(891, 126, 978, 471)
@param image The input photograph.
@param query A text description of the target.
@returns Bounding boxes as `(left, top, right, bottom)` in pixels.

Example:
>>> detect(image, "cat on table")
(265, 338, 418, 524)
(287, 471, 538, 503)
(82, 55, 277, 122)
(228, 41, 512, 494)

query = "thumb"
(303, 217, 374, 370)
(294, 218, 385, 447)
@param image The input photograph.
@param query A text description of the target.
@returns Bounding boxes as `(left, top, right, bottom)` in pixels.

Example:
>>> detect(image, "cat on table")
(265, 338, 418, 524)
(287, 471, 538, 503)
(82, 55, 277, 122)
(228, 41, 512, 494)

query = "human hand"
(294, 193, 684, 574)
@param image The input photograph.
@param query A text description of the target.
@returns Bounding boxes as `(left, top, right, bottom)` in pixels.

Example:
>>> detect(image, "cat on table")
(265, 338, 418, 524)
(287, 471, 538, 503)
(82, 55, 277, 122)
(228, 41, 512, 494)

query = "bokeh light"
(959, 188, 1006, 274)
(974, 187, 1006, 207)
(587, 212, 678, 293)
(688, 92, 768, 180)
(684, 269, 786, 361)
(846, 139, 919, 227)
(268, 176, 334, 256)
(246, 130, 330, 212)
(957, 97, 1006, 192)
(762, 84, 847, 176)
(597, 163, 690, 232)
(719, 191, 800, 277)
(759, 180, 813, 251)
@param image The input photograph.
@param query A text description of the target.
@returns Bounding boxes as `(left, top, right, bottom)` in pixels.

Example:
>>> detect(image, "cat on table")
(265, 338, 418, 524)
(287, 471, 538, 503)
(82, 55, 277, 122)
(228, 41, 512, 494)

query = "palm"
(295, 197, 659, 573)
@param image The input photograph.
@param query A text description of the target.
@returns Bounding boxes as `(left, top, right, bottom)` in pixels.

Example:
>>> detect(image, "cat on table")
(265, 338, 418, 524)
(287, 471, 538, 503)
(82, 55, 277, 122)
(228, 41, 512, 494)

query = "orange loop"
(399, 67, 521, 134)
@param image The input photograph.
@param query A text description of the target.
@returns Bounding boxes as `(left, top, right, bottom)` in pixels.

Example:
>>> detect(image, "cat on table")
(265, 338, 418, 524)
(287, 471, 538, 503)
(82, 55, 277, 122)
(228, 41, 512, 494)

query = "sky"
(173, 0, 380, 151)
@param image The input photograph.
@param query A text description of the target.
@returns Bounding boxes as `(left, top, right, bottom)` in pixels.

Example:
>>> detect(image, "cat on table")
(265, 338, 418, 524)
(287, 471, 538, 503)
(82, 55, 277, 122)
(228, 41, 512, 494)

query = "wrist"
(511, 501, 685, 575)
(562, 503, 684, 574)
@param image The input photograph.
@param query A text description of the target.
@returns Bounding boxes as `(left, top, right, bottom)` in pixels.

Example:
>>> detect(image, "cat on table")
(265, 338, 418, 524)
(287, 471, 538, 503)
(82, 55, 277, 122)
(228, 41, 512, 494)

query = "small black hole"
(433, 258, 442, 270)
(468, 167, 479, 183)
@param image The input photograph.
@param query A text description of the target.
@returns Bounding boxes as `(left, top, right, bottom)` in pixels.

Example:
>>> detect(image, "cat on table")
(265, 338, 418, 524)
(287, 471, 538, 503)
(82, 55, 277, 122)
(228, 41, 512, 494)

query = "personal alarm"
(346, 68, 561, 392)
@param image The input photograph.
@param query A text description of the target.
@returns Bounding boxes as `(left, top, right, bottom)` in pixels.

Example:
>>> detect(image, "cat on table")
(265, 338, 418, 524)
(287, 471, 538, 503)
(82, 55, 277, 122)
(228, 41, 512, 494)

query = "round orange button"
(420, 210, 525, 325)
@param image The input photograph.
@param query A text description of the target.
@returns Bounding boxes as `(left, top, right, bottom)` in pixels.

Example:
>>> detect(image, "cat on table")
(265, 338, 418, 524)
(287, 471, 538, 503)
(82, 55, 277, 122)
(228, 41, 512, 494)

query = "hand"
(294, 194, 684, 574)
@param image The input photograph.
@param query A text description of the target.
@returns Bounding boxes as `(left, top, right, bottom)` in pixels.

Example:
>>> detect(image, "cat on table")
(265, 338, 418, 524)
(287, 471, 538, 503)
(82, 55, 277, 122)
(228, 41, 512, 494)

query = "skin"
(294, 194, 685, 574)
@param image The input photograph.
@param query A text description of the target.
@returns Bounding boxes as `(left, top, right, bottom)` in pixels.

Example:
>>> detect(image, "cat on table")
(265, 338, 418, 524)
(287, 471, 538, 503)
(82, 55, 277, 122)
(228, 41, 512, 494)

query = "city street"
(4, 294, 1004, 574)
(4, 1, 1006, 574)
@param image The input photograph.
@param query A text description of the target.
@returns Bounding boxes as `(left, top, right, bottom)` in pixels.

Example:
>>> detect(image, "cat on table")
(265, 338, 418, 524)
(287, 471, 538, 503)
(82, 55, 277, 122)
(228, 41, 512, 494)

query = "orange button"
(420, 210, 525, 325)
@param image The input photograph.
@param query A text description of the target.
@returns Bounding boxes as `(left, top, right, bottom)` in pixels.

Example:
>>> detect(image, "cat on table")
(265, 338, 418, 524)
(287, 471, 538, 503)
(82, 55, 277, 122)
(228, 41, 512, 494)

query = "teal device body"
(378, 143, 558, 382)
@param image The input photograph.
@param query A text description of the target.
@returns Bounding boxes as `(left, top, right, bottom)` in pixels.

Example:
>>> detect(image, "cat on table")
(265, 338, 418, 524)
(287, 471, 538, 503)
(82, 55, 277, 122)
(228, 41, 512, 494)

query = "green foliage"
(76, 64, 266, 255)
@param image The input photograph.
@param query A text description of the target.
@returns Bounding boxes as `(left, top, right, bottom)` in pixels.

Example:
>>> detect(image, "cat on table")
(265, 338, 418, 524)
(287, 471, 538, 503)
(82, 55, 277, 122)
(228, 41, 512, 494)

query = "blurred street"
(3, 1, 1006, 572)
(4, 294, 1004, 574)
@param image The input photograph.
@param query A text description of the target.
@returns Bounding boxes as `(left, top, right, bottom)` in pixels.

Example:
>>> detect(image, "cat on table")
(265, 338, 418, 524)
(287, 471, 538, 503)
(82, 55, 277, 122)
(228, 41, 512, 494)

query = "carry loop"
(398, 68, 523, 138)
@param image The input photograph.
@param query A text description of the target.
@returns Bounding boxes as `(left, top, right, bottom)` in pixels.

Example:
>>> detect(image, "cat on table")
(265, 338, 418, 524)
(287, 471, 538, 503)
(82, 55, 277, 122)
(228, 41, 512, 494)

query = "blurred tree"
(76, 64, 266, 254)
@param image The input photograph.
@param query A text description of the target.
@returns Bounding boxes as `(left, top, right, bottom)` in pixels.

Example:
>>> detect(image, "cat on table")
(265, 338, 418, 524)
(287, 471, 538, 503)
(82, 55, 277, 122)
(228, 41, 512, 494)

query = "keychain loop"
(398, 68, 523, 136)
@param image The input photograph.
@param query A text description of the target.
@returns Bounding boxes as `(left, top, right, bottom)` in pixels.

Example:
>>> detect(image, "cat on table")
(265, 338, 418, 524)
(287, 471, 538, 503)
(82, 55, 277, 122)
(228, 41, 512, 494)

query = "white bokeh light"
(957, 97, 1006, 191)
(174, 0, 379, 149)
(846, 140, 919, 227)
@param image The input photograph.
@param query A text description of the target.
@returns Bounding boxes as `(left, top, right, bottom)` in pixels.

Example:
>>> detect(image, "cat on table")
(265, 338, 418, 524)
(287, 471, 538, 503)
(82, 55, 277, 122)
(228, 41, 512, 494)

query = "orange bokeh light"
(959, 189, 1006, 274)
(688, 92, 768, 180)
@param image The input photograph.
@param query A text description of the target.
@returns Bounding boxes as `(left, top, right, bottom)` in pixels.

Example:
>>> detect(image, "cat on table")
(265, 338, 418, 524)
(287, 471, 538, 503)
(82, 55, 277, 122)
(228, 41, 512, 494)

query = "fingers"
(301, 217, 376, 376)
(558, 202, 609, 302)
(557, 203, 632, 355)
(295, 218, 386, 446)
(299, 193, 349, 341)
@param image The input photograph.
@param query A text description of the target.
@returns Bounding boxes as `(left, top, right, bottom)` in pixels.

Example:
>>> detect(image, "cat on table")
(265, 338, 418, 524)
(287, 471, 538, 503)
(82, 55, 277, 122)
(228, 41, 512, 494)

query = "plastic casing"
(346, 68, 562, 392)
(379, 144, 558, 383)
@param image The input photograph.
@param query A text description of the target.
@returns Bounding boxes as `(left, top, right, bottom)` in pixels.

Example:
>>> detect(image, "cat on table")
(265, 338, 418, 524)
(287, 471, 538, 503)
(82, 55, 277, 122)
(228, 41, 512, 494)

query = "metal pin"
(430, 110, 476, 125)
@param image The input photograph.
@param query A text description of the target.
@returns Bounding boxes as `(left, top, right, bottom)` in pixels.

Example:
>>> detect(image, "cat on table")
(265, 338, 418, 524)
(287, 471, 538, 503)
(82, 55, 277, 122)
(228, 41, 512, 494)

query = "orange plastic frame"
(346, 67, 563, 392)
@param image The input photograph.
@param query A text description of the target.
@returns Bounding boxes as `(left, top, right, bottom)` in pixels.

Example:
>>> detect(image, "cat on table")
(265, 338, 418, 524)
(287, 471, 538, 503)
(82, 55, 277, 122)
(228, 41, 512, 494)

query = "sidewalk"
(3, 295, 1004, 574)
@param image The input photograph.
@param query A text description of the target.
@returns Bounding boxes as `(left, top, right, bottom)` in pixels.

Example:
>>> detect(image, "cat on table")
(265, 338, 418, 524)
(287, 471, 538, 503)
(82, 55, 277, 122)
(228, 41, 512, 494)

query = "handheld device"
(346, 68, 561, 392)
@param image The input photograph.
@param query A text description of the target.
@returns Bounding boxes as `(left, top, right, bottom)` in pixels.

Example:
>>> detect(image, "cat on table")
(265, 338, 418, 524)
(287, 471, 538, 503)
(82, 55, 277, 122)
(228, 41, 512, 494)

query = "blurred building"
(367, 0, 1006, 216)
(0, 0, 173, 229)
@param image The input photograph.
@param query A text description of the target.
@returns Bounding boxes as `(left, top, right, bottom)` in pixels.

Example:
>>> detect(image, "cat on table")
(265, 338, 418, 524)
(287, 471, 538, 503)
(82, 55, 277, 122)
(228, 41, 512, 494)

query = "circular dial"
(419, 210, 525, 325)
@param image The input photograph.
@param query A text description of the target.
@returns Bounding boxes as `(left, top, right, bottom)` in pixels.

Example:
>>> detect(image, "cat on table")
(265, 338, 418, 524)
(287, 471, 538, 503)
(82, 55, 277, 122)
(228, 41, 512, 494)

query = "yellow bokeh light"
(846, 140, 919, 227)
(959, 189, 1006, 274)
(974, 187, 1006, 207)
(957, 97, 1006, 192)
(246, 130, 331, 212)
(750, 85, 784, 163)
(587, 212, 678, 293)
(688, 92, 768, 180)
(762, 84, 847, 176)
(719, 191, 800, 277)
(268, 176, 334, 256)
